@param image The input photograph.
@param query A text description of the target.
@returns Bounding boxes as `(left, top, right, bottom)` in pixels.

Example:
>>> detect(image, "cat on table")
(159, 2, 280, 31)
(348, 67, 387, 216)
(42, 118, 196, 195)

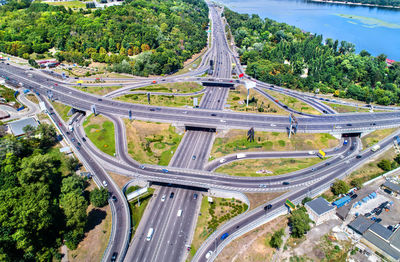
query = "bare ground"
(245, 192, 286, 210)
(108, 172, 132, 189)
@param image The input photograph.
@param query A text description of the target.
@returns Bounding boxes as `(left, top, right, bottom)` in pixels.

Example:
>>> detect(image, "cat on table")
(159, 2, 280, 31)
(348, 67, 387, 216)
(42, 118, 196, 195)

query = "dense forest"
(224, 9, 400, 105)
(0, 0, 208, 76)
(312, 0, 400, 7)
(0, 124, 92, 261)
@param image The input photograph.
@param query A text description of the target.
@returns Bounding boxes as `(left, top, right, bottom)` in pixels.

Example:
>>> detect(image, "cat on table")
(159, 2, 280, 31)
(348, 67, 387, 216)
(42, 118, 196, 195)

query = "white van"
(146, 228, 154, 241)
(177, 210, 183, 217)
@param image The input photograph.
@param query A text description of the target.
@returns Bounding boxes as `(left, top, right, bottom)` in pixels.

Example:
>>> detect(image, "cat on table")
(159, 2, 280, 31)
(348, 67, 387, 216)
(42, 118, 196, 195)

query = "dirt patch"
(25, 94, 39, 104)
(108, 172, 132, 189)
(265, 89, 321, 115)
(68, 205, 111, 262)
(216, 215, 288, 262)
(361, 128, 398, 148)
(245, 192, 286, 210)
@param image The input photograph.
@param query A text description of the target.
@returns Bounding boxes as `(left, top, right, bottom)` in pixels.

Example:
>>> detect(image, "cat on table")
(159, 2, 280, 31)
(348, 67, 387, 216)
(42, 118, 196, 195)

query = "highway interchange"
(1, 2, 400, 262)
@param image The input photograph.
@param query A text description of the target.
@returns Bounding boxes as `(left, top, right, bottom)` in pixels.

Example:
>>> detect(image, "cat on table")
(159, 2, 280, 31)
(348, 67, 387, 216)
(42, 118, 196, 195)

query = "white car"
(270, 123, 276, 127)
(102, 180, 108, 187)
(205, 251, 214, 260)
(161, 195, 166, 202)
(219, 159, 226, 163)
(308, 151, 315, 155)
(220, 119, 226, 123)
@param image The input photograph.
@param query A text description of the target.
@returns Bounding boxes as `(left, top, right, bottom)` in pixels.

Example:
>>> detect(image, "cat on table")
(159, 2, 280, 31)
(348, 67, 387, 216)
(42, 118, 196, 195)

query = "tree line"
(0, 124, 108, 261)
(224, 9, 400, 105)
(329, 0, 400, 7)
(0, 0, 209, 76)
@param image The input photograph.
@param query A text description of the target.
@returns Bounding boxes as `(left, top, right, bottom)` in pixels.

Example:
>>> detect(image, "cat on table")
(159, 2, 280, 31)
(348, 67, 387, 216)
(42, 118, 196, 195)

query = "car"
(365, 212, 372, 217)
(150, 108, 155, 111)
(111, 252, 118, 262)
(211, 113, 217, 116)
(77, 142, 81, 146)
(350, 146, 355, 151)
(162, 168, 169, 173)
(270, 123, 276, 127)
(205, 250, 213, 259)
(322, 110, 328, 114)
(308, 151, 315, 155)
(343, 140, 348, 145)
(82, 137, 86, 142)
(66, 131, 70, 135)
(356, 155, 362, 159)
(71, 138, 76, 142)
(76, 146, 80, 151)
(112, 196, 117, 202)
(183, 111, 187, 114)
(29, 68, 33, 70)
(58, 122, 62, 127)
(335, 126, 342, 129)
(283, 105, 288, 108)
(282, 182, 290, 185)
(102, 180, 108, 187)
(140, 165, 145, 170)
(325, 162, 331, 166)
(370, 123, 376, 126)
(161, 195, 166, 202)
(346, 123, 353, 126)
(170, 192, 174, 198)
(220, 119, 226, 123)
(264, 204, 272, 211)
(192, 155, 196, 160)
(155, 108, 161, 111)
(311, 168, 315, 171)
(193, 193, 198, 200)
(221, 233, 229, 240)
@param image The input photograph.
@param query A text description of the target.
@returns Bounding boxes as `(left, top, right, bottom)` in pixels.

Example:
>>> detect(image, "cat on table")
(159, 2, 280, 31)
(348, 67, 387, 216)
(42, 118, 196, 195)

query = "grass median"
(116, 92, 203, 108)
(125, 119, 183, 165)
(132, 82, 203, 93)
(361, 128, 398, 148)
(322, 102, 370, 113)
(265, 89, 321, 115)
(83, 114, 115, 156)
(227, 85, 286, 114)
(215, 158, 323, 177)
(50, 101, 72, 122)
(74, 85, 121, 96)
(211, 130, 337, 159)
(129, 188, 155, 239)
(189, 196, 248, 261)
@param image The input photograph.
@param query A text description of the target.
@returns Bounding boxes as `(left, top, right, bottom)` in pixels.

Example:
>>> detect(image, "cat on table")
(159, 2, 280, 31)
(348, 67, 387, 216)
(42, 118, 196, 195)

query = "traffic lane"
(40, 97, 129, 262)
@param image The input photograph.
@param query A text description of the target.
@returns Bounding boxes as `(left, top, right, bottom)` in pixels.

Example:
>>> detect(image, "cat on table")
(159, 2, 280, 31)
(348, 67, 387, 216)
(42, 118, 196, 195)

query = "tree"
(289, 208, 312, 238)
(65, 157, 80, 173)
(377, 159, 392, 171)
(28, 58, 38, 68)
(394, 154, 400, 165)
(350, 178, 363, 189)
(331, 179, 349, 196)
(301, 197, 312, 205)
(90, 188, 109, 207)
(270, 228, 284, 249)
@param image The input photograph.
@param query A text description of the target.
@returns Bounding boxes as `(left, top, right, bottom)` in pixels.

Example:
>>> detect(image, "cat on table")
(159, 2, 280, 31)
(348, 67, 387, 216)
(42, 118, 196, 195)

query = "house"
(386, 59, 396, 67)
(304, 197, 336, 225)
(8, 117, 39, 137)
(348, 215, 374, 235)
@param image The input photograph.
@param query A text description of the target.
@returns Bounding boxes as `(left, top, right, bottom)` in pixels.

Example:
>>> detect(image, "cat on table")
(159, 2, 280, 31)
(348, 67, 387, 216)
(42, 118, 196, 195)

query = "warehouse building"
(8, 117, 39, 137)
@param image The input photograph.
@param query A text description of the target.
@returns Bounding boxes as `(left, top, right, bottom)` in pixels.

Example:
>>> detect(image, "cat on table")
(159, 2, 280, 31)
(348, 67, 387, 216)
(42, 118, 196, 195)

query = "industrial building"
(8, 117, 39, 136)
(304, 197, 336, 225)
(381, 181, 400, 197)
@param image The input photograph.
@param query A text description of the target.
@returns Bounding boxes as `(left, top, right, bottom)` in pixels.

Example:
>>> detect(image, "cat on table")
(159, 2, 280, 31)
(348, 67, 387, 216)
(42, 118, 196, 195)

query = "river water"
(218, 0, 400, 60)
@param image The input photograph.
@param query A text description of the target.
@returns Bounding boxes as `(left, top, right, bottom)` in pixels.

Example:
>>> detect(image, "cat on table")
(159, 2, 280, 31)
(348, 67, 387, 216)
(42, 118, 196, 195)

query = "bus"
(146, 228, 154, 241)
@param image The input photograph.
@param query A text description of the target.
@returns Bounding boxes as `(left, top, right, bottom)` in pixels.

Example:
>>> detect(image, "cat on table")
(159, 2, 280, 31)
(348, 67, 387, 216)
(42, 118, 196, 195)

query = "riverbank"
(309, 0, 400, 9)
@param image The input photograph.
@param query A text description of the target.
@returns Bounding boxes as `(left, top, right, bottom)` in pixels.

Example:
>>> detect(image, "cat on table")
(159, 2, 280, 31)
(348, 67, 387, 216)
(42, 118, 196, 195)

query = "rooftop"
(8, 117, 39, 136)
(382, 181, 400, 194)
(305, 197, 335, 216)
(348, 216, 374, 235)
(363, 227, 400, 261)
(369, 222, 393, 240)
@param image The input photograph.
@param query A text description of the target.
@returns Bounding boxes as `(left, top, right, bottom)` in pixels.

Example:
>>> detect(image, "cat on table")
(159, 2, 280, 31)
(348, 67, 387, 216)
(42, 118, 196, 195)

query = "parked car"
(102, 180, 108, 187)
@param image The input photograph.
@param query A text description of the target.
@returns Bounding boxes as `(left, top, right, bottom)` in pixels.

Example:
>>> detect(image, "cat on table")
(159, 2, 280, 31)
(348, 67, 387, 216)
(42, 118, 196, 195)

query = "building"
(304, 197, 336, 225)
(362, 223, 400, 261)
(381, 181, 400, 197)
(8, 117, 39, 137)
(332, 195, 351, 208)
(348, 215, 374, 235)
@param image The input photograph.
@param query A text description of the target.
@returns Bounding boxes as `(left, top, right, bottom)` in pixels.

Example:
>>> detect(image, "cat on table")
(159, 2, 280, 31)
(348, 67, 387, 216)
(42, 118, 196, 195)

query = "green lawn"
(129, 188, 155, 239)
(74, 85, 121, 96)
(361, 128, 398, 148)
(116, 93, 203, 108)
(83, 114, 115, 156)
(0, 85, 22, 108)
(132, 82, 203, 94)
(215, 158, 323, 177)
(47, 1, 87, 8)
(50, 101, 72, 122)
(265, 89, 321, 115)
(322, 102, 370, 113)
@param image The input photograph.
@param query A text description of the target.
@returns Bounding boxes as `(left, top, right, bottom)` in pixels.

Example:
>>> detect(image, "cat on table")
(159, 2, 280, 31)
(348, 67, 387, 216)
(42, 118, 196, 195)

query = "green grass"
(0, 85, 22, 108)
(129, 188, 155, 239)
(47, 1, 87, 8)
(215, 158, 323, 177)
(74, 85, 121, 96)
(361, 128, 397, 148)
(50, 101, 72, 122)
(132, 82, 203, 94)
(322, 102, 370, 113)
(117, 92, 203, 107)
(83, 114, 115, 156)
(265, 89, 321, 115)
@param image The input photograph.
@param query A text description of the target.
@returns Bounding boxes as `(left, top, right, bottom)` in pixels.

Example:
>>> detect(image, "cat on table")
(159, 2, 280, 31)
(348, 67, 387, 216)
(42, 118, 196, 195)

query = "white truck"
(371, 144, 380, 152)
(236, 153, 246, 159)
(146, 228, 154, 241)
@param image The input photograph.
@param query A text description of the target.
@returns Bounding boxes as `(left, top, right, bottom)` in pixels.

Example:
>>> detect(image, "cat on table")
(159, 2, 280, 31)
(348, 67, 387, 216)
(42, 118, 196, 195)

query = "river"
(218, 0, 400, 60)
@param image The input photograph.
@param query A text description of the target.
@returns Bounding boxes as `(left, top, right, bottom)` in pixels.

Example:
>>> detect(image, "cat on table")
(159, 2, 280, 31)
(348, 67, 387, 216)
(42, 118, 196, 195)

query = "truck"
(395, 136, 400, 146)
(371, 144, 381, 152)
(236, 153, 246, 159)
(317, 149, 326, 159)
(146, 228, 154, 241)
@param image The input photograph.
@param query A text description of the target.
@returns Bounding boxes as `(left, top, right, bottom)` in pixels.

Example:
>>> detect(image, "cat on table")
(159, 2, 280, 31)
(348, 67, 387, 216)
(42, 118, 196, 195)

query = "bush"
(90, 188, 109, 207)
(270, 229, 284, 249)
(377, 159, 392, 171)
(331, 179, 349, 196)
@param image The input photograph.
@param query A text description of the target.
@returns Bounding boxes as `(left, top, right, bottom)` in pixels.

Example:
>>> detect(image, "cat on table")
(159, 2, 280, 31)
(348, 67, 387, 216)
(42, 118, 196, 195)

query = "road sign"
(285, 199, 296, 210)
(193, 97, 198, 107)
(91, 104, 96, 115)
(129, 110, 132, 121)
